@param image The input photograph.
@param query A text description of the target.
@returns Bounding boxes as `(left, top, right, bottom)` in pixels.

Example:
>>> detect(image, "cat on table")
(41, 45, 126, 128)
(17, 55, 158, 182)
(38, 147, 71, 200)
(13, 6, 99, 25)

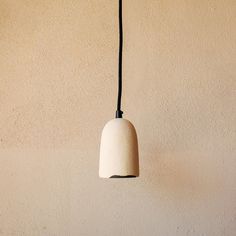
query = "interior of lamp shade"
(110, 175, 137, 178)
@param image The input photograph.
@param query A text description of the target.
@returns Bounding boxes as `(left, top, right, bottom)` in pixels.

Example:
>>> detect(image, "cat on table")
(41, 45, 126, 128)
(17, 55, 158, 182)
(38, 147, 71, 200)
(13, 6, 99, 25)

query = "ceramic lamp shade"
(99, 118, 139, 178)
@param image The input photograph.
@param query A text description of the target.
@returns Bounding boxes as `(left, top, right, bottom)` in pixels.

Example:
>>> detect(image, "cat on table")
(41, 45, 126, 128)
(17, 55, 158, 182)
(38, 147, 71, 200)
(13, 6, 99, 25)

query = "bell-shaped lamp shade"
(99, 118, 139, 178)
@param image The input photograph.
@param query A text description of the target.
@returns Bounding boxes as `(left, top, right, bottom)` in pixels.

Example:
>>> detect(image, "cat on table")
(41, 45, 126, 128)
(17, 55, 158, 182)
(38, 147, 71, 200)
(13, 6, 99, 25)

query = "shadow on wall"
(143, 150, 222, 201)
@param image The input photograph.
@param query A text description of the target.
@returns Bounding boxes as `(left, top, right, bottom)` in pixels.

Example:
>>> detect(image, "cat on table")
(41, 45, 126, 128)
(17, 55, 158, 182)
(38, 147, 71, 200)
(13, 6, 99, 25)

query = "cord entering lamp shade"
(99, 0, 139, 178)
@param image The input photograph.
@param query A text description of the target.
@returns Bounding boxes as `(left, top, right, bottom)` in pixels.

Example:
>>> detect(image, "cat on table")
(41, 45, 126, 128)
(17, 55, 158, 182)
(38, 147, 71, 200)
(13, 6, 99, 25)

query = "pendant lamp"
(99, 0, 139, 178)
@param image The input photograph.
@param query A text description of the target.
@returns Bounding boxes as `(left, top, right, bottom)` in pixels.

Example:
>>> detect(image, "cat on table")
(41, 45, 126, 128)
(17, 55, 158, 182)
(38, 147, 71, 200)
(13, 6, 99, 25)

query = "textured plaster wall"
(0, 0, 236, 235)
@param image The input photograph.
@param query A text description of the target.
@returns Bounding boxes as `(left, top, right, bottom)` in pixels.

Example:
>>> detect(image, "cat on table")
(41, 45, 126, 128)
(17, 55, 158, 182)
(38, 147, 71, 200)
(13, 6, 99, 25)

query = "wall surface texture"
(0, 0, 236, 235)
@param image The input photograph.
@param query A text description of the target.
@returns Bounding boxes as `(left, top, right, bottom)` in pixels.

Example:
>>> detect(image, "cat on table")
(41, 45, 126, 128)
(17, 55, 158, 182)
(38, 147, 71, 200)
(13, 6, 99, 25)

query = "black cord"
(116, 0, 123, 118)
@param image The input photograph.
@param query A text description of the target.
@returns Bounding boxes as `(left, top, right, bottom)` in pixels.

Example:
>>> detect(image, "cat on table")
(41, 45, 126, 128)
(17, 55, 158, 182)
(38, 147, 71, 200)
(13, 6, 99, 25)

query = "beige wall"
(0, 0, 236, 235)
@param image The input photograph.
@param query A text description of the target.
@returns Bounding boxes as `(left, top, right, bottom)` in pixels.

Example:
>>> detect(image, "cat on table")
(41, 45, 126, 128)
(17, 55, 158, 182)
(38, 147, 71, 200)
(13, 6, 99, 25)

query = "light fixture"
(99, 0, 139, 178)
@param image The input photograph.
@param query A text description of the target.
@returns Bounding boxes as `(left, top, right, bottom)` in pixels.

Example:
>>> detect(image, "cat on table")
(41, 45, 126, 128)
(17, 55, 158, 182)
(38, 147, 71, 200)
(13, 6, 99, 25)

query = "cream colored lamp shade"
(99, 118, 139, 178)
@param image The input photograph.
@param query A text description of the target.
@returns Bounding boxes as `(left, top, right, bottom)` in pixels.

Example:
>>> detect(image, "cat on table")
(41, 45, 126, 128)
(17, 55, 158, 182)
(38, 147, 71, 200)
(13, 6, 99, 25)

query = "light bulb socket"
(115, 110, 123, 118)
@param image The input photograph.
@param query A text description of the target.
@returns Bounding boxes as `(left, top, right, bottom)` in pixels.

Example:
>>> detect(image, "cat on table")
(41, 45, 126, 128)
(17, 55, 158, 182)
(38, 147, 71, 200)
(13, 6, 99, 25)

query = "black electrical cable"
(115, 0, 123, 118)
